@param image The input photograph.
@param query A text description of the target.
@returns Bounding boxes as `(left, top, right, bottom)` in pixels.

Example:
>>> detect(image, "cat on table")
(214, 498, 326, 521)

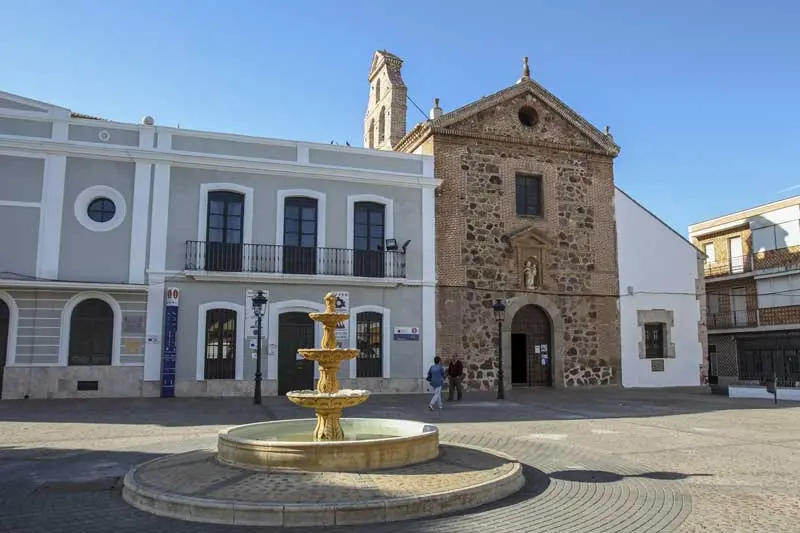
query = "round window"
(87, 197, 117, 223)
(518, 106, 539, 127)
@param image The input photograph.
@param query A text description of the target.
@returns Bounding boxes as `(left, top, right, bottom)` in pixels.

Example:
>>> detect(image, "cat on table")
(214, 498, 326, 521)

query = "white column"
(35, 155, 67, 279)
(128, 129, 153, 283)
(143, 275, 165, 381)
(420, 187, 437, 373)
(143, 152, 171, 382)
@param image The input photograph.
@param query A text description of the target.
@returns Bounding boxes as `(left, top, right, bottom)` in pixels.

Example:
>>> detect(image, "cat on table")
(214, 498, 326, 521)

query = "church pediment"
(431, 78, 619, 156)
(505, 225, 552, 248)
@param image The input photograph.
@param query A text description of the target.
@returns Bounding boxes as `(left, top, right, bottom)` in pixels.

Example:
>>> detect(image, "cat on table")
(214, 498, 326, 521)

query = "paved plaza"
(1, 388, 799, 532)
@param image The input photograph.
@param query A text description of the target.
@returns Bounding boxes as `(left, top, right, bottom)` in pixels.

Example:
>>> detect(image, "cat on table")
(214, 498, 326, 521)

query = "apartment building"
(0, 90, 438, 399)
(690, 197, 800, 399)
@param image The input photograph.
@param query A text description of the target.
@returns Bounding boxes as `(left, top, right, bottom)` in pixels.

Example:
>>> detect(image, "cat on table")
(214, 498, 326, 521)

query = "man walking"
(426, 356, 446, 410)
(447, 356, 464, 402)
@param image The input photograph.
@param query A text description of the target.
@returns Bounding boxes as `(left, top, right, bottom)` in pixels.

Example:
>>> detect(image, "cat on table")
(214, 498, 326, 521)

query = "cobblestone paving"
(131, 444, 517, 503)
(1, 388, 799, 532)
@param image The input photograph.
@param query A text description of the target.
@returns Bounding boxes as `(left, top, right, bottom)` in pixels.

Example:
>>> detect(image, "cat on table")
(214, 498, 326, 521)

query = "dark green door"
(278, 312, 315, 395)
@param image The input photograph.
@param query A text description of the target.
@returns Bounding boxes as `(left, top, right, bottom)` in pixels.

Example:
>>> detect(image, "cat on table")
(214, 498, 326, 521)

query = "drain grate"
(35, 476, 120, 493)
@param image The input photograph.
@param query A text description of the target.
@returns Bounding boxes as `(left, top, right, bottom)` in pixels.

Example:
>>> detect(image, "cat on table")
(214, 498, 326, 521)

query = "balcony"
(707, 310, 759, 330)
(704, 255, 753, 278)
(184, 241, 406, 278)
(704, 246, 800, 279)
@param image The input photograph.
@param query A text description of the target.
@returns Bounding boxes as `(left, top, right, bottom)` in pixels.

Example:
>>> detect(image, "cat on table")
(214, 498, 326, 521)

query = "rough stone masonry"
(368, 52, 622, 390)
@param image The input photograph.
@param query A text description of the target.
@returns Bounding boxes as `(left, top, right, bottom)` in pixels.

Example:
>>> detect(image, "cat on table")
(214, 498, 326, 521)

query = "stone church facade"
(364, 51, 623, 389)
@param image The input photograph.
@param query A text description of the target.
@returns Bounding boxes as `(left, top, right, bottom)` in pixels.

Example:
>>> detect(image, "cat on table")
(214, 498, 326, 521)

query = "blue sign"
(160, 288, 180, 398)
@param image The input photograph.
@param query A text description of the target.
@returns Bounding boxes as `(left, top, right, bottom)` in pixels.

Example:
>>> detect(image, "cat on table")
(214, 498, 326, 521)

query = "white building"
(616, 188, 707, 388)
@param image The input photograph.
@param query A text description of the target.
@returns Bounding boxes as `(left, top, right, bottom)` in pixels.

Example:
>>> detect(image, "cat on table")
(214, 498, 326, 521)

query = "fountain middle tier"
(297, 347, 359, 393)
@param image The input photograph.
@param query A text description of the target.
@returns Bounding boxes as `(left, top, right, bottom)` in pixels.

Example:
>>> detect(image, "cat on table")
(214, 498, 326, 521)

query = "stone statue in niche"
(523, 258, 538, 290)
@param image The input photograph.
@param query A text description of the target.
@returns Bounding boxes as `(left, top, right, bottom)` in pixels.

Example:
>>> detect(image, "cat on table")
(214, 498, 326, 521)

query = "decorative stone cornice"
(395, 122, 432, 153)
(431, 127, 615, 157)
(430, 79, 620, 157)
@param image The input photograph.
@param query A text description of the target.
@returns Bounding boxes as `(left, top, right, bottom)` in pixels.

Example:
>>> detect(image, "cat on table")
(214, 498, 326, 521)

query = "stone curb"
(121, 443, 525, 527)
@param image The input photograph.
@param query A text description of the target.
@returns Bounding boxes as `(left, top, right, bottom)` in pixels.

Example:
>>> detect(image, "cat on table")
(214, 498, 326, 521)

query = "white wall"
(615, 189, 704, 387)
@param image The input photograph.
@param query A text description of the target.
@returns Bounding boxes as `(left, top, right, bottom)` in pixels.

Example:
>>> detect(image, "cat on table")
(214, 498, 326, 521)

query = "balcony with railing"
(184, 240, 407, 278)
(704, 246, 800, 278)
(707, 310, 759, 330)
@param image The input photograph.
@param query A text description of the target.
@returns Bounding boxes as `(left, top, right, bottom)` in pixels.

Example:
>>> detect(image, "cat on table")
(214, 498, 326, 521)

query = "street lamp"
(493, 299, 506, 400)
(252, 290, 268, 405)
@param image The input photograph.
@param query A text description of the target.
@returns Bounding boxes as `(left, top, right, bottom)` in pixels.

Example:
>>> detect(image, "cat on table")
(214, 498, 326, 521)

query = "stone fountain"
(285, 292, 369, 441)
(122, 293, 525, 527)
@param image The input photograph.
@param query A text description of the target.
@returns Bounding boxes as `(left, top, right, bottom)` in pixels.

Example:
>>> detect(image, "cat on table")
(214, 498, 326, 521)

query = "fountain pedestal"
(284, 293, 368, 441)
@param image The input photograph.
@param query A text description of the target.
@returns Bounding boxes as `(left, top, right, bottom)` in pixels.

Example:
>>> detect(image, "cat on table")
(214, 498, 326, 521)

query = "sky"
(2, 0, 798, 236)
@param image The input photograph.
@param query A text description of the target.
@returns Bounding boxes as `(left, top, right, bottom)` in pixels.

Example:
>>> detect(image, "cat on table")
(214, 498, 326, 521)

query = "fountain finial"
(324, 292, 336, 314)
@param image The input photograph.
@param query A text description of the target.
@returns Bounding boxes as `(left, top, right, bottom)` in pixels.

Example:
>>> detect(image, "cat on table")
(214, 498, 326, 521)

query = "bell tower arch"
(363, 50, 407, 150)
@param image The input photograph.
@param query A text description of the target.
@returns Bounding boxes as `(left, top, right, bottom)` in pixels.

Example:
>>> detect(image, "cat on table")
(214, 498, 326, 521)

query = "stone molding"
(502, 293, 564, 388)
(636, 309, 676, 360)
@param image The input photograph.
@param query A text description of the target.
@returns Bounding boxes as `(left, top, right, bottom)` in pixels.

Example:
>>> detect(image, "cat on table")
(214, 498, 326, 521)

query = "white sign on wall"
(333, 291, 349, 341)
(166, 287, 180, 306)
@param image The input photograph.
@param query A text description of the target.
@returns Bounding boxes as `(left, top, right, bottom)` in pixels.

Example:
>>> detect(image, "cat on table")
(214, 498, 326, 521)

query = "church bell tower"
(363, 50, 408, 150)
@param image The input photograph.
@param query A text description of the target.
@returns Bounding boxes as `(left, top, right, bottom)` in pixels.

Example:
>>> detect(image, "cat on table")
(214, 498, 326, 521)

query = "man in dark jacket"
(447, 357, 464, 401)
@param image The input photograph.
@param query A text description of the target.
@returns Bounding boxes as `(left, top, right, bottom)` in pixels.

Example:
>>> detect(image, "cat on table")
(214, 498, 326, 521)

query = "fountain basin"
(217, 418, 439, 471)
(285, 389, 370, 410)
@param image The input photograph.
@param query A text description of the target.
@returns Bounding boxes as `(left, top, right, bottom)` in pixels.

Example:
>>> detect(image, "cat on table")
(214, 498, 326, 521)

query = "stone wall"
(430, 89, 621, 389)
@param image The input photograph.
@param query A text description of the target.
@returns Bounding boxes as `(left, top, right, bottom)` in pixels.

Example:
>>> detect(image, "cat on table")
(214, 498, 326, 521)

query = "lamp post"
(252, 290, 268, 405)
(493, 299, 506, 400)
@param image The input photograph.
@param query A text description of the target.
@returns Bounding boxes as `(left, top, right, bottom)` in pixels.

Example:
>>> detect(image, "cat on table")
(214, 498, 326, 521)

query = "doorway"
(278, 312, 315, 395)
(511, 304, 553, 387)
(511, 333, 528, 384)
(0, 300, 8, 399)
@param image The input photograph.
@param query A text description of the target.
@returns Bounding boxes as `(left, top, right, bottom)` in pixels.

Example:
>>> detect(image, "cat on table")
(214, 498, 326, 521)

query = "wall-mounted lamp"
(385, 238, 398, 251)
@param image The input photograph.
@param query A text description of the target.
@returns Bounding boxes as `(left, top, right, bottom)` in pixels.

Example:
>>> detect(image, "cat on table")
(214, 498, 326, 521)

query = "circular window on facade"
(87, 197, 117, 223)
(518, 106, 539, 127)
(74, 185, 127, 232)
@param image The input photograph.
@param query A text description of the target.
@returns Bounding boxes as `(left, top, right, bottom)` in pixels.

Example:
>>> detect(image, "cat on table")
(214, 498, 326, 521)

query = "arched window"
(368, 119, 375, 149)
(378, 107, 386, 143)
(356, 311, 383, 377)
(205, 308, 237, 379)
(68, 299, 114, 366)
(375, 79, 381, 103)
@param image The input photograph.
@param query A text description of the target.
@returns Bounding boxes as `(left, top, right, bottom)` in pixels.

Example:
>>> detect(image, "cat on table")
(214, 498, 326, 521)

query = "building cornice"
(430, 127, 616, 157)
(0, 279, 148, 291)
(0, 136, 442, 190)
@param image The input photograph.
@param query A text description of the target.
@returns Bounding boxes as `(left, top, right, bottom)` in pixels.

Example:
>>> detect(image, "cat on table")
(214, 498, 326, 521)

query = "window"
(353, 202, 385, 277)
(378, 107, 386, 143)
(707, 293, 720, 314)
(68, 299, 114, 366)
(644, 323, 665, 359)
(375, 79, 381, 103)
(205, 191, 244, 272)
(87, 198, 116, 223)
(283, 197, 318, 275)
(515, 174, 542, 216)
(704, 243, 715, 264)
(368, 119, 375, 149)
(356, 311, 383, 377)
(204, 308, 237, 379)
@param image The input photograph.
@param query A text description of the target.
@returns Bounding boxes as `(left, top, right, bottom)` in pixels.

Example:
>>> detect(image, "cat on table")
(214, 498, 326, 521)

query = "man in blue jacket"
(426, 356, 446, 410)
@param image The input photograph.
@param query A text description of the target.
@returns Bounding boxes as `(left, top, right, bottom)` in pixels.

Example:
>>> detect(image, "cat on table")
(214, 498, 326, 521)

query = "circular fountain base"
(122, 442, 524, 527)
(217, 418, 439, 471)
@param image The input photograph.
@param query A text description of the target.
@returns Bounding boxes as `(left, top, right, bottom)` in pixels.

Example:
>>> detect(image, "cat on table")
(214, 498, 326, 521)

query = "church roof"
(395, 62, 620, 156)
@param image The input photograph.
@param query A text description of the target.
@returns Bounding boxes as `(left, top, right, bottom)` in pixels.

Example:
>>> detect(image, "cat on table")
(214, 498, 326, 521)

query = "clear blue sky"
(2, 0, 798, 235)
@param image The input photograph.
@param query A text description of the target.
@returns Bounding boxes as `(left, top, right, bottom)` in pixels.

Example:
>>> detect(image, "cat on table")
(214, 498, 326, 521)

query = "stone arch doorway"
(511, 304, 553, 387)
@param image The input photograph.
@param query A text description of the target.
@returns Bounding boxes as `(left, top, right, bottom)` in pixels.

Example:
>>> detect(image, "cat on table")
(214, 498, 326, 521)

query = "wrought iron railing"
(704, 247, 800, 278)
(737, 349, 800, 388)
(704, 255, 752, 277)
(184, 241, 406, 278)
(707, 310, 759, 329)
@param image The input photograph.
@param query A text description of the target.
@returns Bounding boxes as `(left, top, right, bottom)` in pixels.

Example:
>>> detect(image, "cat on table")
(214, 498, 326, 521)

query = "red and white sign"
(166, 287, 180, 306)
